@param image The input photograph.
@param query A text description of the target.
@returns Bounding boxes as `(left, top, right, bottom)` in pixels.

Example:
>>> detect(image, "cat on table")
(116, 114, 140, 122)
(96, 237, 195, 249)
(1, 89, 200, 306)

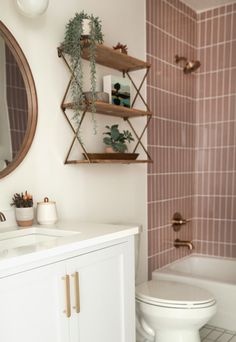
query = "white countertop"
(0, 221, 139, 276)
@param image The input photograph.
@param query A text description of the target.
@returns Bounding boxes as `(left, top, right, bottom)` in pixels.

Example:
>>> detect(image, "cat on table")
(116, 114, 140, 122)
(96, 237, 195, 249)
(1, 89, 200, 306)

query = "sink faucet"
(0, 212, 6, 222)
(174, 238, 194, 250)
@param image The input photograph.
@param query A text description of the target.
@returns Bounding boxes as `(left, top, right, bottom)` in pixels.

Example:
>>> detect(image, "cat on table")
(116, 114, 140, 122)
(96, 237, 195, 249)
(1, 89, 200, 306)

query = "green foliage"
(103, 125, 134, 153)
(61, 11, 104, 132)
(11, 191, 33, 208)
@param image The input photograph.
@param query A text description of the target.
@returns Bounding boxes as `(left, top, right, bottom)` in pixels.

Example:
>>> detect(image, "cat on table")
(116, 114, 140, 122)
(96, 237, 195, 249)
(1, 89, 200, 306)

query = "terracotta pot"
(15, 207, 34, 228)
(105, 146, 116, 153)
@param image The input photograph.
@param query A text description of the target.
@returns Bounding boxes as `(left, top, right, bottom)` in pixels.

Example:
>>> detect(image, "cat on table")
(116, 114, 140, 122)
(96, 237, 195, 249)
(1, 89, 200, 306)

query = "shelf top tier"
(82, 44, 150, 72)
(62, 101, 152, 118)
(59, 44, 150, 72)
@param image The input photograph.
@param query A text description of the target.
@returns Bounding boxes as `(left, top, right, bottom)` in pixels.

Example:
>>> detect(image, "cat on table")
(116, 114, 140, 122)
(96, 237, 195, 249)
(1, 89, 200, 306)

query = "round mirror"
(0, 21, 37, 179)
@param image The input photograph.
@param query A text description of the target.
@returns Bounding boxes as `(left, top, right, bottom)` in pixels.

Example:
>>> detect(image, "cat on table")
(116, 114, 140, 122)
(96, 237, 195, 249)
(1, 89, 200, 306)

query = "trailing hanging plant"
(61, 11, 104, 132)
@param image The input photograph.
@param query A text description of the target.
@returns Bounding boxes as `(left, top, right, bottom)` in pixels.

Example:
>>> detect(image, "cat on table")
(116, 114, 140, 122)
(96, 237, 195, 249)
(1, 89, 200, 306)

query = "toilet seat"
(136, 280, 216, 309)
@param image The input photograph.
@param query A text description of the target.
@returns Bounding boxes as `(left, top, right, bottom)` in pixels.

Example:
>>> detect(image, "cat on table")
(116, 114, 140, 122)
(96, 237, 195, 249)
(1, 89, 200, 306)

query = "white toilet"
(136, 280, 217, 342)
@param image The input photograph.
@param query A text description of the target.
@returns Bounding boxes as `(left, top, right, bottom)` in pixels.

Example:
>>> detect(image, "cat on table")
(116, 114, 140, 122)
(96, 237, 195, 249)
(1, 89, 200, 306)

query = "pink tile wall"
(5, 44, 28, 159)
(147, 0, 236, 277)
(147, 0, 196, 278)
(194, 4, 236, 257)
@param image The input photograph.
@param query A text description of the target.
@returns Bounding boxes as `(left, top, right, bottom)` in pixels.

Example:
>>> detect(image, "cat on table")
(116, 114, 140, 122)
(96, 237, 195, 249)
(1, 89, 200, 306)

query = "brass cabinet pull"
(72, 272, 80, 313)
(62, 275, 71, 318)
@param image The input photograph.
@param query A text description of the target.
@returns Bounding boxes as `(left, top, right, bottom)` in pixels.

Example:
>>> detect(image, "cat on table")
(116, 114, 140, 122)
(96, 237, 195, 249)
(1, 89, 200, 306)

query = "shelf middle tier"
(62, 101, 152, 119)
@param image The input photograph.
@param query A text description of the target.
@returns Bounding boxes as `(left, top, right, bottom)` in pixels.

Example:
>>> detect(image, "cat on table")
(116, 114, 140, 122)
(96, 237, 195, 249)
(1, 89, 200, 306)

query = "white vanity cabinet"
(0, 237, 135, 342)
(0, 261, 68, 342)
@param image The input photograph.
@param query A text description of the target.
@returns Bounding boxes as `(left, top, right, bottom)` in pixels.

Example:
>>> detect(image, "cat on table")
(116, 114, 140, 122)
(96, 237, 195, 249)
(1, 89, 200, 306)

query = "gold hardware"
(72, 272, 80, 313)
(62, 275, 71, 318)
(172, 219, 190, 225)
(0, 212, 6, 222)
(174, 238, 194, 250)
(171, 212, 190, 232)
(175, 55, 201, 74)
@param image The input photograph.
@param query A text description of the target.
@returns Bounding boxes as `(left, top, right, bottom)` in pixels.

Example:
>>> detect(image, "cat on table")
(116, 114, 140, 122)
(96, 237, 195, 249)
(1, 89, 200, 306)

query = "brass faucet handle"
(0, 212, 6, 222)
(171, 218, 191, 225)
(171, 212, 190, 232)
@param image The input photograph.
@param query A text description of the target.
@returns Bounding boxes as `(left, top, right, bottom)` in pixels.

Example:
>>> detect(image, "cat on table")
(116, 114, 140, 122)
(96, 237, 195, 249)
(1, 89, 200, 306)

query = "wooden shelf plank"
(80, 44, 150, 72)
(65, 159, 152, 164)
(62, 101, 152, 118)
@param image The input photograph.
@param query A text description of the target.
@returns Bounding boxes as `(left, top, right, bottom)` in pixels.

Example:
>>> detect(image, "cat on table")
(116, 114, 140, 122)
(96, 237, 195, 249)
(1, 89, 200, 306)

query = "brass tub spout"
(174, 239, 194, 250)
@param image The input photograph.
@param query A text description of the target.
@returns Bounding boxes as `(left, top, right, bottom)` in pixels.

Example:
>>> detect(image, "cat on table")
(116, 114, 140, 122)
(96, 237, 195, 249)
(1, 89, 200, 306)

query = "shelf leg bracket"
(126, 68, 151, 112)
(126, 116, 152, 161)
(64, 109, 89, 164)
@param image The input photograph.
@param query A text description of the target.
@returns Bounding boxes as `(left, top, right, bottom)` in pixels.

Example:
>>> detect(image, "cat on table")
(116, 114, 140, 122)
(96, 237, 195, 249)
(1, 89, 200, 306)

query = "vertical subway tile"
(147, 0, 236, 275)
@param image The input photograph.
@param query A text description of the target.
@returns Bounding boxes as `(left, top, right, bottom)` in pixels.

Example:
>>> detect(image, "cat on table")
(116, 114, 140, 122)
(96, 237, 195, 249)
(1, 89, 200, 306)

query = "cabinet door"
(0, 262, 69, 342)
(68, 242, 135, 342)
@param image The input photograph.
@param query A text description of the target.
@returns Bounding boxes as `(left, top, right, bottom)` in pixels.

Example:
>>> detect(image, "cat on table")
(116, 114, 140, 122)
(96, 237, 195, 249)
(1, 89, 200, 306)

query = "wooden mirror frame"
(0, 21, 37, 179)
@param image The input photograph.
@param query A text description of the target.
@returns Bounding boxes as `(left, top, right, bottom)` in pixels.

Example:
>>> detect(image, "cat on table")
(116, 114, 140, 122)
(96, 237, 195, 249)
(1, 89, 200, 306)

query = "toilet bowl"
(136, 280, 217, 342)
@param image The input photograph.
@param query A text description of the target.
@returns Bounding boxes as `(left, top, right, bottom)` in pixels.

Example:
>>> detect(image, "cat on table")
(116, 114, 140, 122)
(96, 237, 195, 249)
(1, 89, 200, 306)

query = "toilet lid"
(136, 280, 216, 308)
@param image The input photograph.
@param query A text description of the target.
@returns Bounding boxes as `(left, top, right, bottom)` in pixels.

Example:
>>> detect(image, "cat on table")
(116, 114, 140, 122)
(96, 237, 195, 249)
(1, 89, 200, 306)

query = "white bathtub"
(152, 255, 236, 331)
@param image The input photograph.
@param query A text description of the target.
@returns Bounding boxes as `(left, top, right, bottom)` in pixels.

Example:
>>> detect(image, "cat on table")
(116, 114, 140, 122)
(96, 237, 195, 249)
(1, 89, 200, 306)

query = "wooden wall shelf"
(80, 44, 151, 72)
(62, 101, 152, 119)
(65, 159, 153, 164)
(58, 43, 152, 164)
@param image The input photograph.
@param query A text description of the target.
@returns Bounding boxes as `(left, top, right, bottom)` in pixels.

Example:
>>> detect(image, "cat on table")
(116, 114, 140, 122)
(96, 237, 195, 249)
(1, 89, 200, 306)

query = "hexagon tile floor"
(201, 325, 236, 342)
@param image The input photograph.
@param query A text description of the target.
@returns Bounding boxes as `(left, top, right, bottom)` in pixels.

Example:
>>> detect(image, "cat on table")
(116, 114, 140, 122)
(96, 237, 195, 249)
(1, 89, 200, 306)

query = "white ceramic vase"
(36, 197, 58, 225)
(82, 19, 90, 36)
(15, 207, 34, 228)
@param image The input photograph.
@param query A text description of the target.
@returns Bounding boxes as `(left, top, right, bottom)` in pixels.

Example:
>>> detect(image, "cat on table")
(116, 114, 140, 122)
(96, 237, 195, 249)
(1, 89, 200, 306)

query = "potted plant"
(103, 124, 134, 153)
(60, 11, 104, 129)
(11, 191, 34, 227)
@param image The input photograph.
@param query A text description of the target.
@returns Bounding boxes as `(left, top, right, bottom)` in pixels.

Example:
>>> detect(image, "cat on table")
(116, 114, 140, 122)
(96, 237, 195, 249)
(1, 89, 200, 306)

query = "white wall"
(0, 0, 147, 282)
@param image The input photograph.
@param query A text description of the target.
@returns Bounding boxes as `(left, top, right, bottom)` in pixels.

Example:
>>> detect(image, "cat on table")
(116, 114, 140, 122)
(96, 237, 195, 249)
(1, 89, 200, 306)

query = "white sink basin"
(0, 227, 79, 251)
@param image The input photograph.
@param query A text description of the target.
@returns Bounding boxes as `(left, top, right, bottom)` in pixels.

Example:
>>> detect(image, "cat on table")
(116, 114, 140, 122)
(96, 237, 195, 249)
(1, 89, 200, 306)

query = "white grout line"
(198, 38, 236, 49)
(148, 193, 236, 204)
(146, 53, 187, 71)
(195, 194, 236, 198)
(147, 85, 236, 101)
(196, 93, 236, 100)
(153, 116, 194, 126)
(228, 8, 235, 259)
(221, 8, 228, 257)
(148, 195, 193, 204)
(148, 145, 195, 150)
(163, 0, 197, 22)
(149, 144, 236, 150)
(148, 170, 236, 176)
(198, 65, 236, 76)
(146, 20, 196, 49)
(148, 247, 175, 258)
(197, 10, 236, 24)
(148, 224, 171, 232)
(194, 240, 236, 245)
(195, 119, 236, 125)
(148, 84, 194, 101)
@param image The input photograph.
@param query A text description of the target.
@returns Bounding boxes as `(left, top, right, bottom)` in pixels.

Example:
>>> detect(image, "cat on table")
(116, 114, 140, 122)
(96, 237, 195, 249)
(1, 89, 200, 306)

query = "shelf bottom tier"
(65, 159, 152, 164)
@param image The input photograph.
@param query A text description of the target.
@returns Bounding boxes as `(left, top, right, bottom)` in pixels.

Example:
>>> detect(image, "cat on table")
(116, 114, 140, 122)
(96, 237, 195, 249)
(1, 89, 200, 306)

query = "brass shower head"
(175, 55, 201, 74)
